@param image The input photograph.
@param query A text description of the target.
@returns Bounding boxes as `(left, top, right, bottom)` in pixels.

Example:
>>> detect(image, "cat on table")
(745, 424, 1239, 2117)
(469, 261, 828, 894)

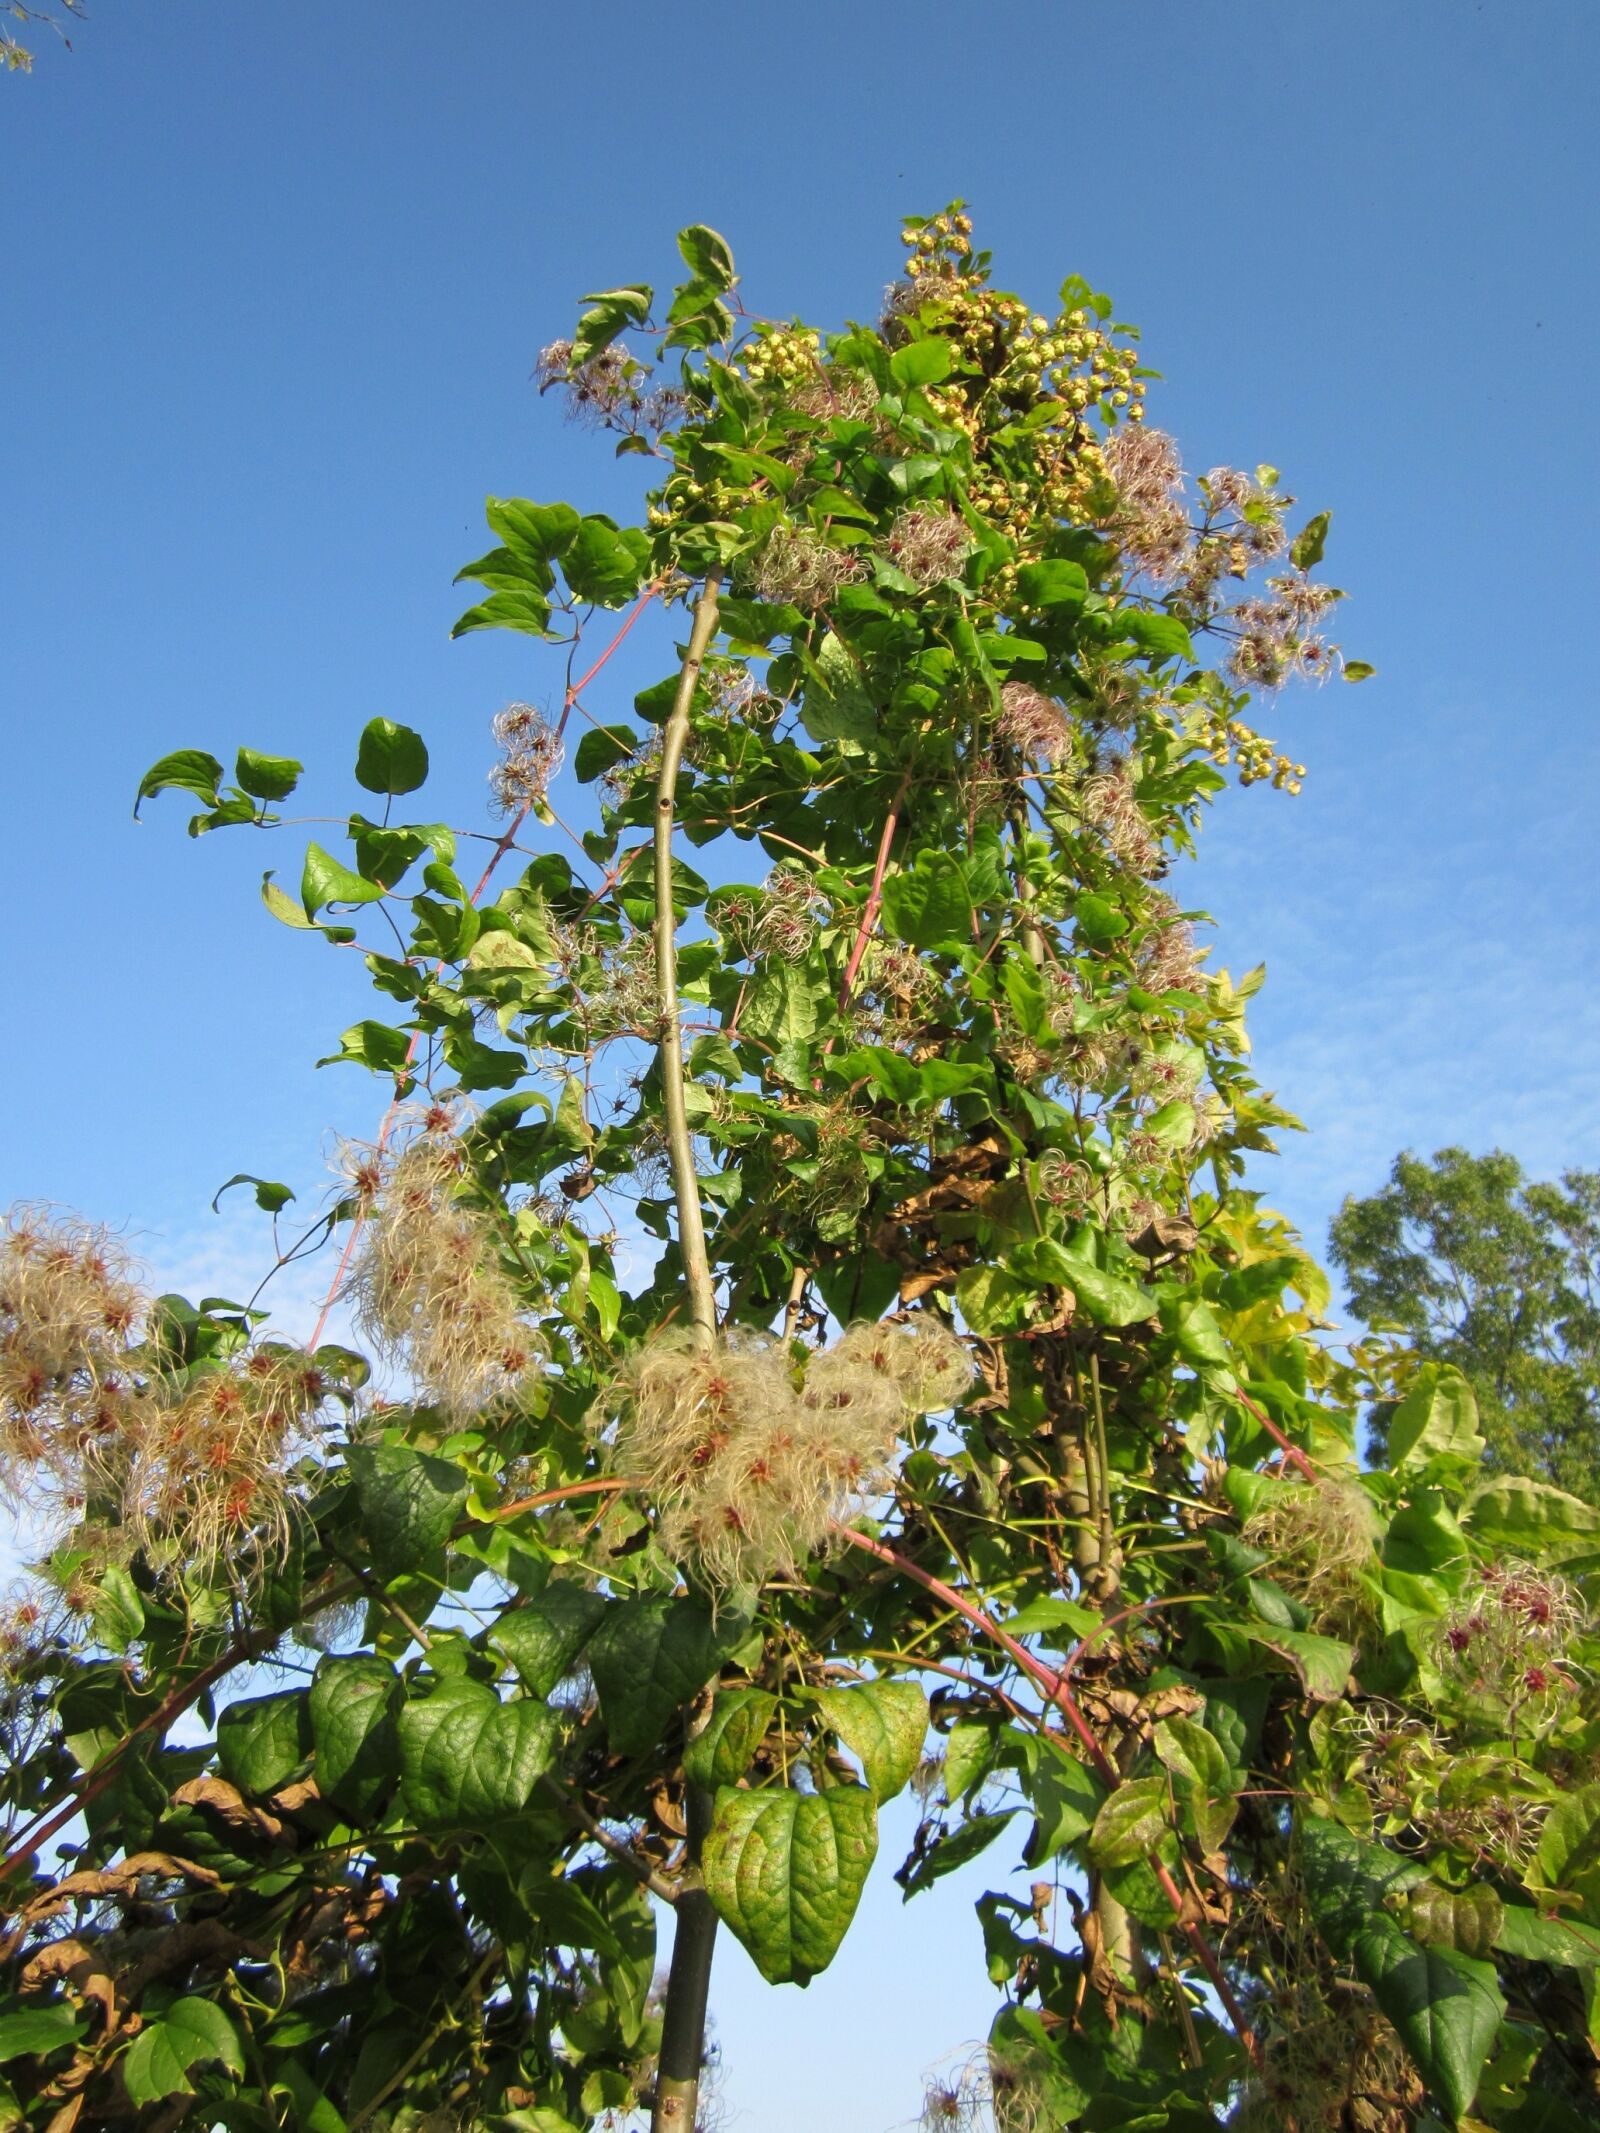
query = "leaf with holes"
(811, 1683, 928, 1805)
(683, 1690, 778, 1790)
(702, 1784, 878, 1985)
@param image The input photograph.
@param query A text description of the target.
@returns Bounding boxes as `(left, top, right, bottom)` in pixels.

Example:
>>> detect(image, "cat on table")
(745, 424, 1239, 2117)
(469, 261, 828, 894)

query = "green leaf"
(302, 841, 385, 916)
(562, 517, 651, 606)
(262, 872, 320, 929)
(1535, 1780, 1600, 1893)
(134, 747, 225, 819)
(1153, 1715, 1238, 1851)
(90, 1564, 145, 1654)
(898, 1810, 1016, 1897)
(800, 631, 878, 745)
(0, 2006, 84, 2063)
(1343, 660, 1377, 682)
(488, 1585, 608, 1697)
(954, 1264, 1032, 1336)
(1462, 1476, 1600, 1556)
(587, 1598, 750, 1759)
(1115, 607, 1195, 664)
(398, 1680, 558, 1824)
(1388, 1368, 1484, 1473)
(216, 1689, 309, 1796)
(486, 496, 581, 566)
(1241, 1627, 1353, 1701)
(812, 1683, 929, 1804)
(122, 1997, 244, 2106)
(1290, 510, 1331, 570)
(1494, 1903, 1600, 1969)
(234, 747, 302, 802)
(881, 852, 971, 950)
(355, 717, 429, 798)
(1351, 1918, 1504, 2123)
(702, 1784, 878, 1985)
(451, 587, 554, 639)
(211, 1172, 295, 1215)
(345, 1444, 467, 1583)
(888, 338, 955, 390)
(1087, 1775, 1170, 1868)
(318, 1019, 413, 1074)
(309, 1653, 401, 1818)
(1017, 1239, 1151, 1327)
(683, 1690, 778, 1790)
(1015, 559, 1089, 609)
(1073, 892, 1130, 945)
(1023, 1751, 1105, 1867)
(574, 723, 640, 784)
(1300, 1816, 1427, 1958)
(740, 960, 818, 1050)
(571, 284, 653, 367)
(676, 224, 735, 290)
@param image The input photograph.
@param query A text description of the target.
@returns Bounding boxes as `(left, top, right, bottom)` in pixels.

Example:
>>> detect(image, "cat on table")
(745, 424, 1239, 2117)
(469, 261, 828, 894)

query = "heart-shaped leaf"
(811, 1682, 928, 1804)
(702, 1784, 877, 1985)
(398, 1681, 557, 1825)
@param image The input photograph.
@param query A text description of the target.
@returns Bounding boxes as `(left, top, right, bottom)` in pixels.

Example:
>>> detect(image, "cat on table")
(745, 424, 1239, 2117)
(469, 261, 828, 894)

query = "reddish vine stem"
(837, 768, 912, 1010)
(1, 1478, 626, 1894)
(831, 1521, 1259, 2064)
(1232, 1389, 1318, 1483)
(1, 1573, 362, 1894)
(305, 583, 661, 1351)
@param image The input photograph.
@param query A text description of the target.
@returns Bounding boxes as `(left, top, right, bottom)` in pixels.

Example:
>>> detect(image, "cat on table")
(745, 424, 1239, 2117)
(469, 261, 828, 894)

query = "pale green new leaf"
(122, 1998, 244, 2106)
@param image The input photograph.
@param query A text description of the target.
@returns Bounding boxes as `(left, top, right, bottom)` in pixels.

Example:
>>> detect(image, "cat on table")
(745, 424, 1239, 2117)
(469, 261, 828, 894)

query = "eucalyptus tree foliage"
(3, 210, 1598, 2133)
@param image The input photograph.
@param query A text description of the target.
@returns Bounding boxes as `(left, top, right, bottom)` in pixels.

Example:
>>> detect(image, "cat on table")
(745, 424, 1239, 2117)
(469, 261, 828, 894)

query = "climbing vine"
(2, 208, 1596, 2133)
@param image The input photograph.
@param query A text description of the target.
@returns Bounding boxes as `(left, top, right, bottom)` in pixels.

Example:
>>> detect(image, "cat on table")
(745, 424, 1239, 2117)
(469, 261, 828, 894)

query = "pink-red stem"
(832, 1520, 1258, 2061)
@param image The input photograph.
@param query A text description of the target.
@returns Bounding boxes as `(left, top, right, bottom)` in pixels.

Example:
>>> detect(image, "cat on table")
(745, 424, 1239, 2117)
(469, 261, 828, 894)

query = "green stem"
(655, 569, 724, 1349)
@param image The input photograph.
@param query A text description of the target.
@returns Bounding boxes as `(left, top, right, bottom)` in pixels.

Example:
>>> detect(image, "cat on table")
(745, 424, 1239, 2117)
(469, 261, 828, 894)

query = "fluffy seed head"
(490, 702, 563, 815)
(605, 1318, 969, 1601)
(349, 1123, 544, 1421)
(997, 682, 1075, 765)
(749, 524, 864, 611)
(1242, 1476, 1379, 1638)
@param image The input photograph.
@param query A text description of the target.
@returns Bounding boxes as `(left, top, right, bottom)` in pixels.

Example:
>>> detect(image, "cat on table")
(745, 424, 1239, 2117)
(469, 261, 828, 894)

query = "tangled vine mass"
(2, 209, 1596, 2133)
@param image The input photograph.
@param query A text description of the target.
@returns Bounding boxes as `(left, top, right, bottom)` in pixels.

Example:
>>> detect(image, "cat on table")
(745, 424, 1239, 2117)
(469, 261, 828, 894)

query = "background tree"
(1330, 1147, 1600, 1496)
(2, 212, 1598, 2133)
(1, 1, 84, 74)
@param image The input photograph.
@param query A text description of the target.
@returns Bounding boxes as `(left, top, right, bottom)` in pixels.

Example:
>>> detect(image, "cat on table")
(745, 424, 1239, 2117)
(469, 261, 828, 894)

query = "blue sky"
(4, 3, 1599, 2126)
